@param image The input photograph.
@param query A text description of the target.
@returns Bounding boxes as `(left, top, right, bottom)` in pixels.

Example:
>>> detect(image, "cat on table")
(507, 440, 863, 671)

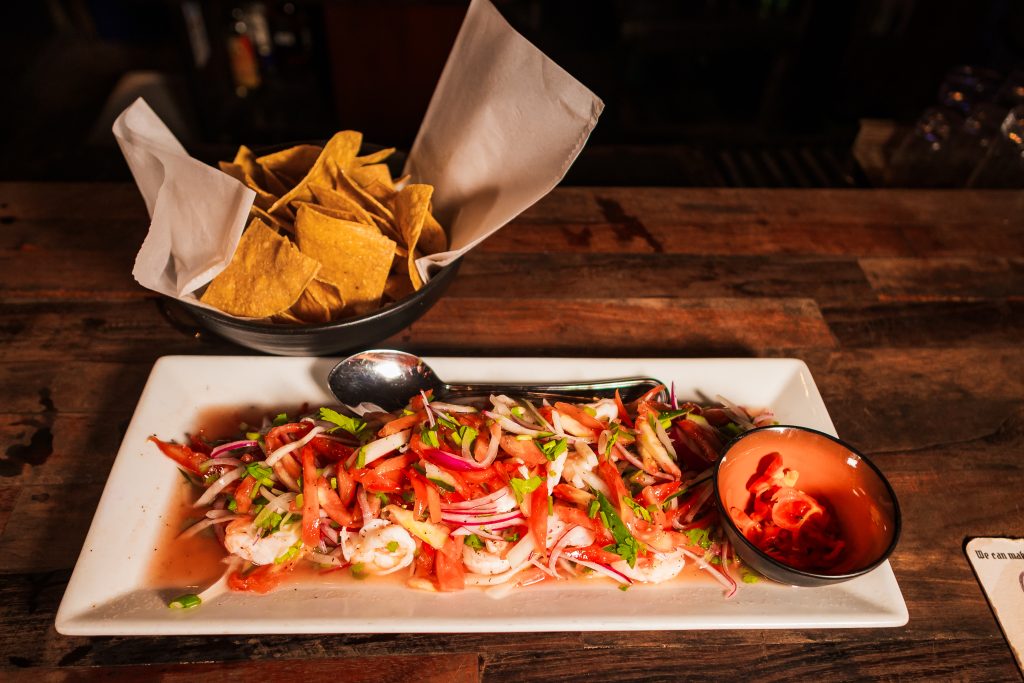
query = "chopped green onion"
(227, 497, 237, 512)
(245, 463, 275, 487)
(538, 437, 568, 461)
(350, 562, 368, 580)
(422, 428, 439, 448)
(245, 431, 261, 441)
(587, 499, 600, 519)
(168, 594, 201, 609)
(272, 412, 289, 426)
(582, 406, 597, 417)
(618, 584, 630, 592)
(295, 493, 304, 508)
(386, 540, 400, 553)
(275, 541, 302, 564)
(356, 446, 367, 468)
(330, 477, 338, 490)
(428, 477, 455, 492)
(511, 406, 525, 418)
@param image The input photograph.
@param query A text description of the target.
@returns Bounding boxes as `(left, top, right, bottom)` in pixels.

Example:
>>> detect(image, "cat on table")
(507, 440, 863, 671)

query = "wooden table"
(1, 183, 1022, 680)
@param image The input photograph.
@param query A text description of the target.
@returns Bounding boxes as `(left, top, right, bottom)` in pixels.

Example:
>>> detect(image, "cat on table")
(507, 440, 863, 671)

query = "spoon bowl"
(327, 350, 666, 412)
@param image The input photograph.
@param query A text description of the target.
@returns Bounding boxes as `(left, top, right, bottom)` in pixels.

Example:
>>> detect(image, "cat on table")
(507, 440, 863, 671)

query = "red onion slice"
(442, 486, 513, 511)
(209, 440, 258, 458)
(423, 447, 485, 471)
(679, 547, 737, 598)
(574, 559, 633, 585)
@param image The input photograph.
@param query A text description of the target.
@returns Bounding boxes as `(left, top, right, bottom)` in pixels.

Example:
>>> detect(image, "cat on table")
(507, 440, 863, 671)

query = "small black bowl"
(177, 258, 461, 356)
(714, 425, 901, 587)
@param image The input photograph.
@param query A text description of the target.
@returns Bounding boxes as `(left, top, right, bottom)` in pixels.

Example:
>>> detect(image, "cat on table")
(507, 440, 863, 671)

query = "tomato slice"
(562, 544, 622, 566)
(300, 446, 321, 547)
(309, 436, 354, 461)
(498, 435, 547, 466)
(378, 411, 424, 437)
(434, 536, 465, 591)
(350, 468, 403, 493)
(149, 436, 208, 475)
(597, 459, 630, 507)
(317, 476, 354, 526)
(228, 565, 290, 593)
(529, 484, 550, 549)
(614, 389, 634, 428)
(233, 475, 257, 514)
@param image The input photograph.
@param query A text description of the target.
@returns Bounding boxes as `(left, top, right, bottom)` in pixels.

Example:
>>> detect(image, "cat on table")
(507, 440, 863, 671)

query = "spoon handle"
(442, 377, 666, 404)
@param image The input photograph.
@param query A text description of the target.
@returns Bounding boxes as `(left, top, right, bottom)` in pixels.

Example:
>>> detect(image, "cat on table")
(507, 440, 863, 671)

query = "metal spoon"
(327, 349, 666, 412)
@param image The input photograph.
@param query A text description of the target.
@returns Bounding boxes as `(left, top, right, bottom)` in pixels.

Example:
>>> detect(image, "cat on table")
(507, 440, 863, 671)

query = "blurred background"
(2, 0, 1023, 187)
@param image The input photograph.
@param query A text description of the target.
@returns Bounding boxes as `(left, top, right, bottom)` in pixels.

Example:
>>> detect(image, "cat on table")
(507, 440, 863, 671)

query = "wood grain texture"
(1, 183, 1022, 680)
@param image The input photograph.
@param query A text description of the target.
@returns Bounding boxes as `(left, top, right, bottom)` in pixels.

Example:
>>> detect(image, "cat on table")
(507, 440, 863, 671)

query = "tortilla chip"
(200, 218, 320, 318)
(350, 163, 394, 198)
(259, 166, 290, 196)
(393, 184, 433, 290)
(290, 278, 347, 323)
(249, 205, 293, 234)
(258, 144, 322, 181)
(294, 204, 396, 313)
(354, 147, 395, 166)
(308, 184, 377, 226)
(219, 162, 281, 213)
(384, 271, 414, 302)
(269, 131, 363, 215)
(334, 167, 396, 224)
(419, 208, 447, 255)
(233, 145, 263, 186)
(270, 309, 305, 325)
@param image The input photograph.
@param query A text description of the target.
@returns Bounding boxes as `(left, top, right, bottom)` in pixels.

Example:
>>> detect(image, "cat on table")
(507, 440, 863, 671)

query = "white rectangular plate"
(57, 356, 907, 635)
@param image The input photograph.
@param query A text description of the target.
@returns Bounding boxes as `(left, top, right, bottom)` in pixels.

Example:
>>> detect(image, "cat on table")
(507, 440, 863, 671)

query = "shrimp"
(463, 545, 512, 575)
(342, 519, 416, 575)
(611, 550, 686, 583)
(224, 518, 301, 566)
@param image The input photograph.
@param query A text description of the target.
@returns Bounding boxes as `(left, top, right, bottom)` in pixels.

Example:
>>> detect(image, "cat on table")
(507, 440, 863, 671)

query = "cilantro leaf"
(623, 497, 652, 522)
(319, 407, 367, 436)
(464, 534, 484, 550)
(510, 475, 543, 504)
(594, 491, 642, 568)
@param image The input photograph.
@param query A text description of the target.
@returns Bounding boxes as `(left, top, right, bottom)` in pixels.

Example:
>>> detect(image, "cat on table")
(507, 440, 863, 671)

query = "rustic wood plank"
(801, 347, 1024, 454)
(451, 254, 874, 305)
(390, 297, 836, 354)
(0, 297, 836, 361)
(0, 483, 104, 573)
(0, 362, 154, 415)
(823, 300, 1024, 348)
(3, 654, 480, 683)
(0, 413, 126, 485)
(861, 257, 1024, 300)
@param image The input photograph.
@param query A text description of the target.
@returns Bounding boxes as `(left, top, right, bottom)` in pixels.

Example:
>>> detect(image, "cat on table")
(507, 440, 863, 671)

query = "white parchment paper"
(117, 0, 602, 309)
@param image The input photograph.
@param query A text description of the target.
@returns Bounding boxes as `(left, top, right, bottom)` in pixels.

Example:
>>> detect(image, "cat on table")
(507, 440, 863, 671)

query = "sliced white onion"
(551, 410, 565, 436)
(483, 411, 546, 436)
(308, 550, 345, 566)
(580, 470, 611, 498)
(715, 394, 755, 430)
(654, 417, 678, 460)
(353, 429, 412, 468)
(177, 513, 245, 539)
(193, 466, 246, 507)
(271, 459, 300, 493)
(265, 426, 325, 466)
(546, 448, 569, 495)
(428, 401, 478, 414)
(209, 439, 257, 458)
(505, 532, 536, 568)
(464, 560, 532, 586)
(356, 486, 375, 522)
(484, 421, 501, 466)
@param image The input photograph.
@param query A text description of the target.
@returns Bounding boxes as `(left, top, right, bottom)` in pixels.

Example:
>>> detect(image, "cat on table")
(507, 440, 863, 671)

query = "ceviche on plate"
(150, 386, 778, 608)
